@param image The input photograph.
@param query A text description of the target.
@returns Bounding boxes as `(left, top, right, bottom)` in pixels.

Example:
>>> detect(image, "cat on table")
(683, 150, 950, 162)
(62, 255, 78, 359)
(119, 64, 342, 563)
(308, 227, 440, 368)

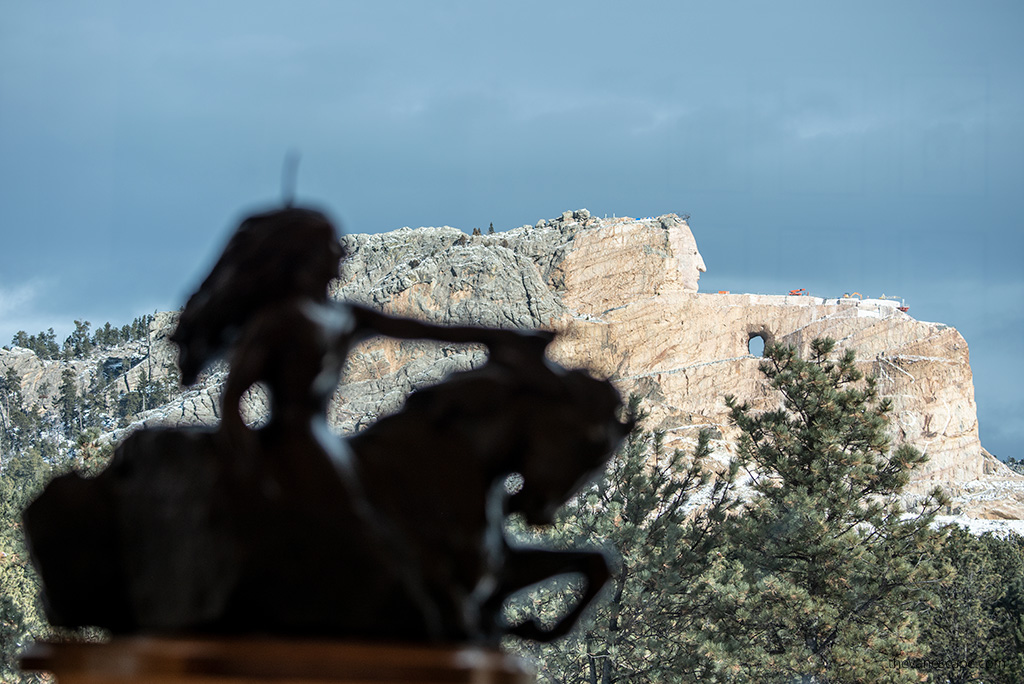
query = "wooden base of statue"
(20, 637, 535, 684)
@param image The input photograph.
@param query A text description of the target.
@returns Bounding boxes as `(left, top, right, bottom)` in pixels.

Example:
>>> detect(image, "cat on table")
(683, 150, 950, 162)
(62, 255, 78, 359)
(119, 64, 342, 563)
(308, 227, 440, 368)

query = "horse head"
(504, 368, 633, 526)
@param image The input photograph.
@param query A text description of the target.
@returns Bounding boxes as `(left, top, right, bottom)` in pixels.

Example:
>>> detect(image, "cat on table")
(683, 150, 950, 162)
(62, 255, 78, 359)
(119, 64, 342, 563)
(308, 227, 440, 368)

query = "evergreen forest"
(1, 326, 1022, 683)
(2, 315, 179, 683)
(503, 340, 1024, 683)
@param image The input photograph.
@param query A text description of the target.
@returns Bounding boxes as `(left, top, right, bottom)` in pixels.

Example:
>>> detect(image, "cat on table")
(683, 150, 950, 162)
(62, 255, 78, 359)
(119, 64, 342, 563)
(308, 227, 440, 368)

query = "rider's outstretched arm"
(348, 303, 553, 353)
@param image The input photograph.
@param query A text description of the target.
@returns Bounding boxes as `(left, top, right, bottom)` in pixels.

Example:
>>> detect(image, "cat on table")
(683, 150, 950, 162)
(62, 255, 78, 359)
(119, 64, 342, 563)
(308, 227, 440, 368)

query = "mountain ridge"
(3, 209, 1021, 523)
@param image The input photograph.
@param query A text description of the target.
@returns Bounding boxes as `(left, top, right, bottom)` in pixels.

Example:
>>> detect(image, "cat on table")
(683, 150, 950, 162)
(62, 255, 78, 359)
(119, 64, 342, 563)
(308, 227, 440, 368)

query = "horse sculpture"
(24, 204, 631, 644)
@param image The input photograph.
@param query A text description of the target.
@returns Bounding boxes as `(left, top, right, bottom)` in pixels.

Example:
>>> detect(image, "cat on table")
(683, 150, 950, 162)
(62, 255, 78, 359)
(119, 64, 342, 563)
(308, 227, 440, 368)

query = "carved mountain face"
(665, 216, 706, 292)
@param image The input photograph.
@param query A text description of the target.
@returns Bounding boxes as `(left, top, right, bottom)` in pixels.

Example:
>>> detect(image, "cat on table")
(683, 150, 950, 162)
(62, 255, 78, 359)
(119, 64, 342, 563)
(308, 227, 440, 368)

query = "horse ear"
(620, 417, 637, 436)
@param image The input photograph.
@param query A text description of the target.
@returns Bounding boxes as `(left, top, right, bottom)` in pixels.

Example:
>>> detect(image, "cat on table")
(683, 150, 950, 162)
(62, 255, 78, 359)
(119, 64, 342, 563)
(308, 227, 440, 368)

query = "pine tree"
(0, 445, 52, 683)
(0, 593, 27, 681)
(92, 321, 118, 348)
(10, 331, 30, 349)
(130, 314, 152, 341)
(693, 339, 949, 683)
(38, 328, 59, 360)
(1, 363, 112, 682)
(63, 320, 93, 359)
(1, 368, 38, 453)
(71, 427, 113, 477)
(918, 527, 1024, 683)
(505, 398, 738, 684)
(58, 367, 79, 437)
(10, 329, 59, 359)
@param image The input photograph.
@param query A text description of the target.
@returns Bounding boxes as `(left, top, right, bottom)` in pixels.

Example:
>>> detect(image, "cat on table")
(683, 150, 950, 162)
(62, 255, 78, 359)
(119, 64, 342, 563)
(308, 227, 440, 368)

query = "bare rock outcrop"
(324, 211, 1022, 520)
(4, 210, 1019, 521)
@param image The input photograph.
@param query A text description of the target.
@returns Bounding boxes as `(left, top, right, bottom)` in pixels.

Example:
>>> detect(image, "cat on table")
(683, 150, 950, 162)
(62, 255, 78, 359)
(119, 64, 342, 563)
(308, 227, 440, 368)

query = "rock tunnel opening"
(748, 335, 765, 357)
(747, 330, 771, 357)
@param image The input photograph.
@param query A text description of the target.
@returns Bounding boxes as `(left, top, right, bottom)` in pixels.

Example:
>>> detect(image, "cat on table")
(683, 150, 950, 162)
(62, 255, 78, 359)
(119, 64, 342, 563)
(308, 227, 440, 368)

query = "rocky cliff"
(330, 209, 1023, 520)
(3, 210, 1021, 520)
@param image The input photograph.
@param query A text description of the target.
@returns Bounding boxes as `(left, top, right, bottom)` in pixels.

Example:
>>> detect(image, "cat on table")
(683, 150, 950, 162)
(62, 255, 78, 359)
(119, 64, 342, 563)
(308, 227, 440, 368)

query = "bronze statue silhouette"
(24, 204, 630, 644)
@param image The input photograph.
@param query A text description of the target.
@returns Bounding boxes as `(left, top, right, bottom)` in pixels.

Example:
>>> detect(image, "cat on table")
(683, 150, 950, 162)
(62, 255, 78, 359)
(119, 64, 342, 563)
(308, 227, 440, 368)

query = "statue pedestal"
(20, 637, 535, 683)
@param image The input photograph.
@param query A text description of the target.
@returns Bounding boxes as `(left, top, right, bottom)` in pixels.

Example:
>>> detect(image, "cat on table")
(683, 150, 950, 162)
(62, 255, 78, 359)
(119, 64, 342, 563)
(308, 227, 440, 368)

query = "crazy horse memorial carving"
(22, 203, 631, 646)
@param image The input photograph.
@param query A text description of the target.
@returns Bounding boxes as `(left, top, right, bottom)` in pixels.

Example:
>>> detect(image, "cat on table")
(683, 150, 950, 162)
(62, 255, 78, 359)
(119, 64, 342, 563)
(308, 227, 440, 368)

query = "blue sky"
(1, 2, 1022, 459)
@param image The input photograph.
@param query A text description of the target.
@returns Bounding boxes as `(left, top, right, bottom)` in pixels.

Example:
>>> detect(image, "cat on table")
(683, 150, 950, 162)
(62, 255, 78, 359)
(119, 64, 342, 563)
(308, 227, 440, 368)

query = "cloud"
(0, 279, 63, 345)
(0, 281, 43, 318)
(629, 105, 693, 137)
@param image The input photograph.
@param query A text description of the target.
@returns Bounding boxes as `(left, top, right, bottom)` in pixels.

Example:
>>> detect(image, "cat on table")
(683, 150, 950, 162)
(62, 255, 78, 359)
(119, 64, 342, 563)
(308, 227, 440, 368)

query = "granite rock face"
(326, 212, 709, 433)
(329, 211, 1021, 519)
(4, 210, 1020, 520)
(0, 311, 182, 431)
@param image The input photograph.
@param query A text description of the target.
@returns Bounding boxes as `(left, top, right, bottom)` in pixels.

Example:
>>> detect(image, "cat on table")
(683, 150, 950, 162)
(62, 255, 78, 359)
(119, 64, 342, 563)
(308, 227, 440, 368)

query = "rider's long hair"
(171, 207, 346, 385)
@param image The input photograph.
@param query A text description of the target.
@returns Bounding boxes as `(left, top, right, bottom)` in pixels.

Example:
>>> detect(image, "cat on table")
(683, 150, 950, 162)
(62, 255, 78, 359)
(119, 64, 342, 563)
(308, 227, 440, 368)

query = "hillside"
(2, 210, 1022, 522)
